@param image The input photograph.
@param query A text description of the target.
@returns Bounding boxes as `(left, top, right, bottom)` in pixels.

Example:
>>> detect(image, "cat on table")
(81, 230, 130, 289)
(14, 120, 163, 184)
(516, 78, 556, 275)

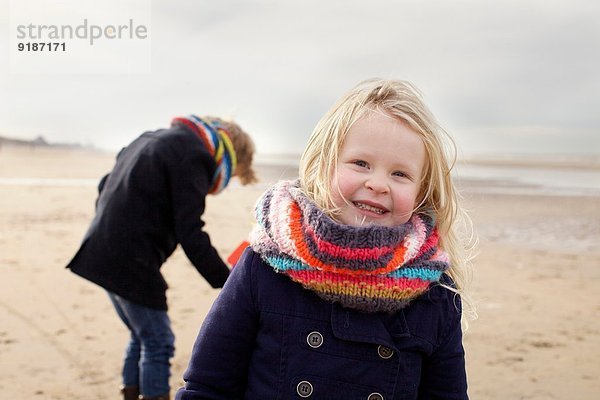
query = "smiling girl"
(176, 78, 475, 400)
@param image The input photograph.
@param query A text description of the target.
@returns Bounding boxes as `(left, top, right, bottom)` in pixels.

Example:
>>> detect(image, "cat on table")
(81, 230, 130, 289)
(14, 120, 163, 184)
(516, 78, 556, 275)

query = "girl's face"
(331, 111, 426, 227)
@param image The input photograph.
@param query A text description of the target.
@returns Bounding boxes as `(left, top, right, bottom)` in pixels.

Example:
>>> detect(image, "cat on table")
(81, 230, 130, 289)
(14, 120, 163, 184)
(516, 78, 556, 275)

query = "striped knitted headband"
(172, 115, 237, 194)
(249, 180, 450, 313)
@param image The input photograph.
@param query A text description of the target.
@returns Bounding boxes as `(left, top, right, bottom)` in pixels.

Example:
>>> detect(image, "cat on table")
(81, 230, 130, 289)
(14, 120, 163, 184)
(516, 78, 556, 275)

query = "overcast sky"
(1, 0, 599, 157)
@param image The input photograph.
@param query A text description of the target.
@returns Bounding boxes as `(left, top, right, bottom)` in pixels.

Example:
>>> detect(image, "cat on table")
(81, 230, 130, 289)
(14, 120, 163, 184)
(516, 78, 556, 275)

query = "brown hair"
(207, 117, 258, 185)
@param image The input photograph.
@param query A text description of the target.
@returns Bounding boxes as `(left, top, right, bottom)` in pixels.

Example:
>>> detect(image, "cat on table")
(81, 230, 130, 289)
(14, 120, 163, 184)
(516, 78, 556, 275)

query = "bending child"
(176, 79, 475, 399)
(67, 115, 256, 400)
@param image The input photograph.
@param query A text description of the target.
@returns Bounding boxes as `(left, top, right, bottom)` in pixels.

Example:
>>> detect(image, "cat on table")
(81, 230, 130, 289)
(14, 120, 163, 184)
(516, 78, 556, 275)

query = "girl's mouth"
(352, 201, 388, 215)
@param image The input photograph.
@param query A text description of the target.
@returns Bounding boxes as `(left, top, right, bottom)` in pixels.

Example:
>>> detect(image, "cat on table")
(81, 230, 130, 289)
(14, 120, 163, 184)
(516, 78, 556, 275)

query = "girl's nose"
(365, 175, 389, 194)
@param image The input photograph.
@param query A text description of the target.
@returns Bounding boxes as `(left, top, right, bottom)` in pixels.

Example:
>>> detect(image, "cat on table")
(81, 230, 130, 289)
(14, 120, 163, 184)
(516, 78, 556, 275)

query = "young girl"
(176, 79, 475, 400)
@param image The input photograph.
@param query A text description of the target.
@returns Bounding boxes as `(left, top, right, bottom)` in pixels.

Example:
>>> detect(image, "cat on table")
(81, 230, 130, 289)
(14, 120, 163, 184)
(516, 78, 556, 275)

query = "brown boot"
(138, 394, 169, 400)
(120, 385, 139, 400)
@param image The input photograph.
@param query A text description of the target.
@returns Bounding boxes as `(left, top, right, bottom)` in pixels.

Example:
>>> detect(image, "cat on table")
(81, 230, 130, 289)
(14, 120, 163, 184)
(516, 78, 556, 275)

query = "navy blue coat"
(66, 125, 230, 310)
(176, 249, 468, 399)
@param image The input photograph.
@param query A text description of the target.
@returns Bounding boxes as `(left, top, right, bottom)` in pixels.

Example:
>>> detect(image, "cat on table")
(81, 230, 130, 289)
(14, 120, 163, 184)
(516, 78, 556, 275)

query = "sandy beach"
(1, 145, 599, 399)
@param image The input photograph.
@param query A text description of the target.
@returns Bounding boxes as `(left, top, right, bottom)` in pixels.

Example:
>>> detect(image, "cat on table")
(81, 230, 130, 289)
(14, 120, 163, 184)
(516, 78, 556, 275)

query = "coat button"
(306, 331, 324, 348)
(377, 345, 394, 359)
(367, 393, 384, 400)
(296, 380, 313, 398)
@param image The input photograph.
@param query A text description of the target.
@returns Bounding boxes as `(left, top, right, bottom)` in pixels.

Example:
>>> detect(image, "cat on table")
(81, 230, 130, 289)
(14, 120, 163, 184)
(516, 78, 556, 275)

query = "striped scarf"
(249, 180, 450, 313)
(171, 115, 237, 194)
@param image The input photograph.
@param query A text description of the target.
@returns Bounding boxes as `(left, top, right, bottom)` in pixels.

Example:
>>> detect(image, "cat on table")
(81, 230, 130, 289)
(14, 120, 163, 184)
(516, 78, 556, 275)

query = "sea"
(1, 154, 599, 197)
(454, 163, 600, 197)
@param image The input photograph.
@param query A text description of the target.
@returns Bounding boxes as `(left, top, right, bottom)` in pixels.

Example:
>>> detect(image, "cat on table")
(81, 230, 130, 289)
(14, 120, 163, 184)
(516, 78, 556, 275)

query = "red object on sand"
(227, 241, 250, 267)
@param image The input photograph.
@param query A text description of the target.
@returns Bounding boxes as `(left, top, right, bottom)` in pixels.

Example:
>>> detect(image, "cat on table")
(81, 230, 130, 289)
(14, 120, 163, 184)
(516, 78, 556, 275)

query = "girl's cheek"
(332, 174, 358, 211)
(329, 173, 343, 207)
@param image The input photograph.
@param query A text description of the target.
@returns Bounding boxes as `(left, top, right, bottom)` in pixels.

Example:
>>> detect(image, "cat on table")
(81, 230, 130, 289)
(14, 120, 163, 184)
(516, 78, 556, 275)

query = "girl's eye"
(353, 160, 368, 168)
(393, 171, 407, 178)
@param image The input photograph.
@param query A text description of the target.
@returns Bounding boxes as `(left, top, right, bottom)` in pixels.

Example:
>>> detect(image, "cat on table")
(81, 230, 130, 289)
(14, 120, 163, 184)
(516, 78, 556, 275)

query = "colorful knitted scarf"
(171, 115, 237, 194)
(249, 180, 450, 313)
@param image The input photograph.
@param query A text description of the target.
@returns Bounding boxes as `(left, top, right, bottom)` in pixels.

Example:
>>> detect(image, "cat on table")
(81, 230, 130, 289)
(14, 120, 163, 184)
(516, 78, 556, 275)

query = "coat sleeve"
(169, 151, 230, 287)
(95, 146, 125, 208)
(175, 249, 259, 399)
(417, 294, 468, 400)
(94, 173, 109, 209)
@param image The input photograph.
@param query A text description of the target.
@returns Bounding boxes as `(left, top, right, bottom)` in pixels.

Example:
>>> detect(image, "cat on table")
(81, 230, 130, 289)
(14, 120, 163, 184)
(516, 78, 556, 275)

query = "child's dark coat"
(177, 249, 468, 399)
(67, 125, 230, 310)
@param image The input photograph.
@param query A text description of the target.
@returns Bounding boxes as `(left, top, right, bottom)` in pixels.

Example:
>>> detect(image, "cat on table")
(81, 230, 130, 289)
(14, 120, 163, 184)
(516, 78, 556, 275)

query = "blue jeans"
(107, 291, 175, 397)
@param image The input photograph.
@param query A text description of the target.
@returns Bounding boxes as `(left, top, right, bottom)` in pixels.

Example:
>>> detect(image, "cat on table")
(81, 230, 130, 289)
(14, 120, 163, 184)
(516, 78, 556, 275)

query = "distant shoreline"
(2, 135, 598, 170)
(459, 156, 600, 170)
(0, 135, 95, 151)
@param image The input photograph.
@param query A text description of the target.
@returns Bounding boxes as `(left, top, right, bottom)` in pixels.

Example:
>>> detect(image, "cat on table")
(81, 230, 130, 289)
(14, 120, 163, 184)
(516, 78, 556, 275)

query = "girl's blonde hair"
(299, 78, 476, 321)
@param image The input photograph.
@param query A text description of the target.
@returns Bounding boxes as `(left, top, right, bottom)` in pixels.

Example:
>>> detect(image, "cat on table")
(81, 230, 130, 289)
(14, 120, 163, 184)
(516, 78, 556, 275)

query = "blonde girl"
(301, 78, 475, 318)
(176, 79, 475, 400)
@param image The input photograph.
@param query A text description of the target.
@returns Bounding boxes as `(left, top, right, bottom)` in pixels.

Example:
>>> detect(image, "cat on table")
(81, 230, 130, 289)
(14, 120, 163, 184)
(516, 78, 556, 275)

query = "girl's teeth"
(354, 202, 385, 214)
